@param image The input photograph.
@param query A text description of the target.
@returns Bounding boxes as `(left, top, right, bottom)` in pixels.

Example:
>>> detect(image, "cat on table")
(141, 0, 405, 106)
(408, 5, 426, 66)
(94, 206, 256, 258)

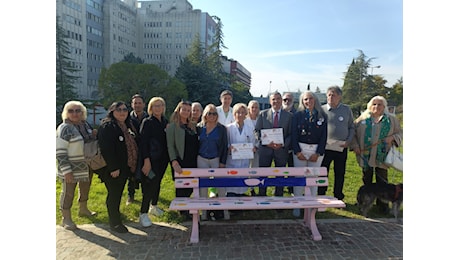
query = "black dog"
(357, 182, 403, 220)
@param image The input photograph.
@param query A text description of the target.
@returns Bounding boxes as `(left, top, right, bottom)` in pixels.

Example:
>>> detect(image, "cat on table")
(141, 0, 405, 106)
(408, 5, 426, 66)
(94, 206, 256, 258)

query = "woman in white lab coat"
(226, 103, 256, 196)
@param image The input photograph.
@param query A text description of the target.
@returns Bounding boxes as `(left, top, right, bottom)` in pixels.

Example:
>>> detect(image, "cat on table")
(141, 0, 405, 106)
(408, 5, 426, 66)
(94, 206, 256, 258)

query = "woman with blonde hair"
(195, 104, 228, 219)
(56, 100, 97, 230)
(137, 97, 170, 227)
(291, 91, 328, 216)
(350, 95, 402, 214)
(246, 100, 260, 168)
(226, 103, 257, 197)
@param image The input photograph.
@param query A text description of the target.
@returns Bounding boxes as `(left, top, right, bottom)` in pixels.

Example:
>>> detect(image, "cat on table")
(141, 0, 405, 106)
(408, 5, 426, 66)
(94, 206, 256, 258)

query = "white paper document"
(325, 139, 346, 152)
(299, 143, 318, 158)
(231, 143, 254, 160)
(261, 128, 284, 145)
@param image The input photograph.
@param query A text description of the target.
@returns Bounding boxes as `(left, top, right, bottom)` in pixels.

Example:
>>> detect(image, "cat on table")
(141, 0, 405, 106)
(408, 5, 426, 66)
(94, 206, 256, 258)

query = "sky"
(189, 0, 403, 97)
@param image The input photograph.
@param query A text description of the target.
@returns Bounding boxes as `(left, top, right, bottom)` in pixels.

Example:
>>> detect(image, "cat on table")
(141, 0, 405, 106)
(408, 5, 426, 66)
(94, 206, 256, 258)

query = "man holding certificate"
(319, 86, 355, 201)
(255, 91, 293, 196)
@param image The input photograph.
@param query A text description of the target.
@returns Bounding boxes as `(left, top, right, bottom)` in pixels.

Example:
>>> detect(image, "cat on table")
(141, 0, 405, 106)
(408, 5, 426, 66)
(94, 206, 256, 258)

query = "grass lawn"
(56, 150, 403, 225)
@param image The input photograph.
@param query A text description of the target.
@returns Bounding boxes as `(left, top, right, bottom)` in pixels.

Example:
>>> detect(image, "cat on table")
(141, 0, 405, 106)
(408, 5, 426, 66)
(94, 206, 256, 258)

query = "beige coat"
(350, 114, 402, 169)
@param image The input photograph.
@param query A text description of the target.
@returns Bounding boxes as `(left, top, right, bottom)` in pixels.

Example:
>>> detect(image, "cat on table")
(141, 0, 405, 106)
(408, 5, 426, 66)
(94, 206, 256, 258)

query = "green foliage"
(56, 149, 403, 225)
(175, 36, 222, 106)
(122, 52, 144, 64)
(230, 80, 253, 105)
(388, 78, 403, 106)
(342, 50, 403, 117)
(98, 62, 187, 114)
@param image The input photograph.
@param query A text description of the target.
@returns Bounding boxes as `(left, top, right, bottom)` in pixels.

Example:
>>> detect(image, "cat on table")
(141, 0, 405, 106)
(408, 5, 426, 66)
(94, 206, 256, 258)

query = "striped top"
(56, 122, 89, 182)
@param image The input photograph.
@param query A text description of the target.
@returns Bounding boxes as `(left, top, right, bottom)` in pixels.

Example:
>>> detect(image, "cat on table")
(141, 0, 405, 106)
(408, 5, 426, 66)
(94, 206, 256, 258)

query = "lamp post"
(370, 65, 381, 75)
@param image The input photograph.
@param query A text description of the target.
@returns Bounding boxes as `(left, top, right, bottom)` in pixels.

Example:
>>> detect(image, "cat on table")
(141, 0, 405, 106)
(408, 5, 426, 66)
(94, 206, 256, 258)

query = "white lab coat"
(226, 121, 256, 194)
(216, 106, 234, 126)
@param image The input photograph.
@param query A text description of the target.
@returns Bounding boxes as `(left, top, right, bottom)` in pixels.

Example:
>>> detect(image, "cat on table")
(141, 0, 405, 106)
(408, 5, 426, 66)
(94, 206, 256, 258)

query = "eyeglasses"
(283, 98, 292, 102)
(115, 107, 129, 112)
(68, 109, 82, 114)
(207, 112, 218, 116)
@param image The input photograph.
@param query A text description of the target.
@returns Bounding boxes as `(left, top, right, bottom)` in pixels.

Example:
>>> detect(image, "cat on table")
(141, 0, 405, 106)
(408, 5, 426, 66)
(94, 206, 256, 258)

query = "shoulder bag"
(385, 145, 403, 172)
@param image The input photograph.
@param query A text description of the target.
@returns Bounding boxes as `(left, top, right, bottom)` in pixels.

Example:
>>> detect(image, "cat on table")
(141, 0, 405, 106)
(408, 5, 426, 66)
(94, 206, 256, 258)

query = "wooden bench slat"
(174, 167, 327, 178)
(175, 177, 329, 188)
(170, 196, 344, 210)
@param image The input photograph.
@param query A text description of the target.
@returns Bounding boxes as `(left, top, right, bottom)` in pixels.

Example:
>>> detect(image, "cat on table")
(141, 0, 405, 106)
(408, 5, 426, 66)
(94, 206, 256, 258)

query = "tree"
(122, 52, 144, 64)
(56, 16, 80, 121)
(230, 80, 252, 105)
(342, 50, 380, 116)
(98, 62, 187, 115)
(206, 16, 228, 89)
(175, 35, 221, 105)
(175, 16, 253, 106)
(387, 77, 403, 107)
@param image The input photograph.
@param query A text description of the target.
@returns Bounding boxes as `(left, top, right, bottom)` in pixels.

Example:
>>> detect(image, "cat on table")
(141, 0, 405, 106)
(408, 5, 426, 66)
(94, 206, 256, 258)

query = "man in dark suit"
(255, 91, 293, 196)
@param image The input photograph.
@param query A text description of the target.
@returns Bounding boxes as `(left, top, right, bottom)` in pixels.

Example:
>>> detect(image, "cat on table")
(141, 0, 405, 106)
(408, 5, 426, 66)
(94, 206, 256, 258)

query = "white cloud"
(255, 48, 354, 58)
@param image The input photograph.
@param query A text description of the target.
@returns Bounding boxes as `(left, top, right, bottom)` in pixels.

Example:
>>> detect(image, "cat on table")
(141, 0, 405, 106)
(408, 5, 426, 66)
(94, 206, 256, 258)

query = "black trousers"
(103, 173, 128, 227)
(140, 163, 168, 213)
(127, 177, 137, 198)
(319, 149, 347, 200)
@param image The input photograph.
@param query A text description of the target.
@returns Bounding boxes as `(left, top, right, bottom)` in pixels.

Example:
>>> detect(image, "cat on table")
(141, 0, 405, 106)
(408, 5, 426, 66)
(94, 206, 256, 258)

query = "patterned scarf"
(117, 122, 138, 174)
(74, 121, 92, 142)
(363, 114, 391, 167)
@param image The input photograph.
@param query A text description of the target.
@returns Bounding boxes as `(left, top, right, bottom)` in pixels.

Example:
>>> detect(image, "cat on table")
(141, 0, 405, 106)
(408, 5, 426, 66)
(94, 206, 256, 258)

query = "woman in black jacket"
(98, 101, 139, 233)
(138, 97, 170, 227)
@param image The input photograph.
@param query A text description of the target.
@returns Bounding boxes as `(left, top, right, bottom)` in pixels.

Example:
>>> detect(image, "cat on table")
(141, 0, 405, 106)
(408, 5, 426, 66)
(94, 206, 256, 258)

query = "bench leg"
(189, 210, 199, 243)
(303, 208, 322, 241)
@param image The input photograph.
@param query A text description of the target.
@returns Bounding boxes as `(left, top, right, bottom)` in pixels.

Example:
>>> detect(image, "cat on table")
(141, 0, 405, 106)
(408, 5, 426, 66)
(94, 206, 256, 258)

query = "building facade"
(56, 0, 242, 101)
(221, 56, 251, 90)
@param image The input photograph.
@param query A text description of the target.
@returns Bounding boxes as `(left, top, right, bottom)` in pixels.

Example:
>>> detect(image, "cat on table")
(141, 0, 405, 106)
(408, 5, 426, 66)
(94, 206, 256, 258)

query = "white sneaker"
(139, 213, 153, 227)
(149, 205, 164, 217)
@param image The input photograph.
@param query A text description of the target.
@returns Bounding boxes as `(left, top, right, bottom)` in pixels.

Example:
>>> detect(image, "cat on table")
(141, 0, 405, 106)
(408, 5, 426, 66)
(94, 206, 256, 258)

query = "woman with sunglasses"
(98, 101, 139, 233)
(137, 97, 169, 227)
(56, 100, 97, 230)
(196, 104, 228, 220)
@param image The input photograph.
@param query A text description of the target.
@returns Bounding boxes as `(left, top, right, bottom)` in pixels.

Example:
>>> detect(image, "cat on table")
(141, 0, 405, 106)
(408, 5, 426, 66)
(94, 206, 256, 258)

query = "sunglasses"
(68, 109, 82, 114)
(115, 107, 129, 112)
(207, 112, 218, 116)
(181, 100, 192, 105)
(283, 98, 292, 102)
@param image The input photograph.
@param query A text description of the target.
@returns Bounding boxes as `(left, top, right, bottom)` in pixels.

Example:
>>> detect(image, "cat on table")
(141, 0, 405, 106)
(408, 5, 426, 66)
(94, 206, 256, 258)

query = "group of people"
(56, 86, 402, 233)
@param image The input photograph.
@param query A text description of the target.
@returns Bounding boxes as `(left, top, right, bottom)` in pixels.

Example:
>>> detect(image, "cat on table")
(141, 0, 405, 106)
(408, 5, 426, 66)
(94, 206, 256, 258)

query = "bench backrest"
(174, 167, 328, 197)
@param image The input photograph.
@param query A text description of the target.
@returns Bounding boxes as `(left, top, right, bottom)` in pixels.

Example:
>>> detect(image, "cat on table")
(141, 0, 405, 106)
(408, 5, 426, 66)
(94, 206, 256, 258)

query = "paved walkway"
(56, 218, 402, 259)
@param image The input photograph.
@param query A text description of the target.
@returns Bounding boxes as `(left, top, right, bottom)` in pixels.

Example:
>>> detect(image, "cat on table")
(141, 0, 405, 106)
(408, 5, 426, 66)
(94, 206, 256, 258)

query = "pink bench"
(169, 167, 345, 243)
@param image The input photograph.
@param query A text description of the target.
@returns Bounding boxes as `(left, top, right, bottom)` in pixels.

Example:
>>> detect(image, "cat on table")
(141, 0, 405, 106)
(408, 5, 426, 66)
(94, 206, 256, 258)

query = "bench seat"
(169, 167, 345, 243)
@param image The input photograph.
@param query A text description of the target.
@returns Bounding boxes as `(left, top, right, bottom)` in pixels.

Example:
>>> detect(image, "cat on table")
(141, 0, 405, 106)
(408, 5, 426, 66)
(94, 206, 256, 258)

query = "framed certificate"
(231, 143, 254, 159)
(261, 128, 284, 145)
